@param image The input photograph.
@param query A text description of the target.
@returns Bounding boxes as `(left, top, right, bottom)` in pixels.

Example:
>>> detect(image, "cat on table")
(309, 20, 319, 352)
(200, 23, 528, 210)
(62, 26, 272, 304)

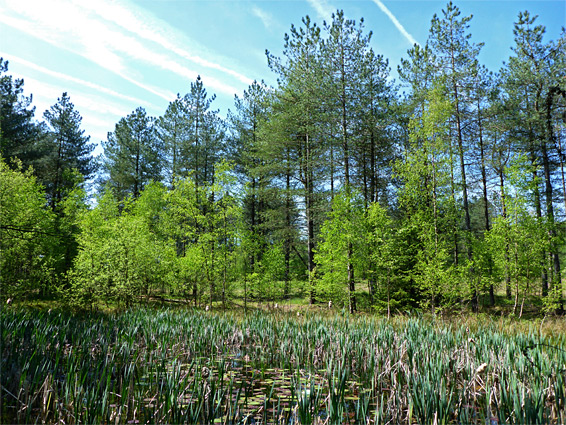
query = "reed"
(1, 307, 564, 424)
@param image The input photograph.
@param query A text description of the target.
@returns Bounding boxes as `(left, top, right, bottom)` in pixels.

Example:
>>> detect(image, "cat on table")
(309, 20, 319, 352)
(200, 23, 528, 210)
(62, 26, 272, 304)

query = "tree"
(0, 58, 45, 169)
(101, 107, 162, 200)
(487, 156, 551, 317)
(266, 16, 327, 304)
(0, 158, 56, 298)
(428, 1, 484, 310)
(355, 49, 395, 206)
(315, 189, 368, 312)
(68, 184, 175, 309)
(39, 92, 96, 210)
(321, 11, 370, 190)
(394, 82, 459, 311)
(166, 161, 240, 308)
(183, 76, 224, 189)
(366, 201, 397, 316)
(229, 82, 270, 269)
(156, 95, 190, 187)
(501, 12, 565, 300)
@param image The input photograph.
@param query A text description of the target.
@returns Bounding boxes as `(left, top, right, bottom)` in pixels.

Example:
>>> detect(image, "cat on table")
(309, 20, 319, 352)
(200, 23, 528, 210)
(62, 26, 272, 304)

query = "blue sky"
(1, 0, 564, 155)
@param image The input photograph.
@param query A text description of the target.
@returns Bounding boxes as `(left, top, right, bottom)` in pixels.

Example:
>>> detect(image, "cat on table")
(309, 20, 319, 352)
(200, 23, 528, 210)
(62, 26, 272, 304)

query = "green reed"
(1, 307, 565, 424)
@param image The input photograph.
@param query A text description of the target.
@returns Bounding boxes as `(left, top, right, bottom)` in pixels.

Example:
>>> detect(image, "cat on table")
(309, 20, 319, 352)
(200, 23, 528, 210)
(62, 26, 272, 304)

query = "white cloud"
(0, 0, 250, 101)
(0, 1, 173, 101)
(21, 77, 136, 149)
(371, 0, 419, 47)
(252, 6, 275, 29)
(2, 54, 152, 107)
(72, 0, 253, 86)
(306, 0, 334, 24)
(22, 78, 130, 121)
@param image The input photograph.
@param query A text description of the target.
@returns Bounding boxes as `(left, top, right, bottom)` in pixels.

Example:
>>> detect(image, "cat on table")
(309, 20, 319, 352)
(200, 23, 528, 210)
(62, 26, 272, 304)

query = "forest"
(1, 2, 566, 317)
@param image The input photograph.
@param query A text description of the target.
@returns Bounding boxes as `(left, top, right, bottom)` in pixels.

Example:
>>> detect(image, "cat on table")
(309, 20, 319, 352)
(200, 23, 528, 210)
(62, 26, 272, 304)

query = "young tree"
(166, 161, 241, 308)
(315, 189, 368, 312)
(0, 158, 56, 298)
(487, 156, 551, 317)
(395, 82, 459, 311)
(68, 185, 175, 309)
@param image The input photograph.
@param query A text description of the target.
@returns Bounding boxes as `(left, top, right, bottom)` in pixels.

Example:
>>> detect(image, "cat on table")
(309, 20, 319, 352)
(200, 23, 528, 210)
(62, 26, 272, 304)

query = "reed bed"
(1, 307, 565, 424)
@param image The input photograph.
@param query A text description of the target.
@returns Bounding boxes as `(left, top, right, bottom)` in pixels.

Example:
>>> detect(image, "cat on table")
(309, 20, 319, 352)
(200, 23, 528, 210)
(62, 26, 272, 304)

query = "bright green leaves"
(68, 185, 175, 309)
(67, 162, 242, 309)
(394, 83, 459, 311)
(315, 190, 369, 307)
(0, 159, 56, 297)
(486, 156, 554, 316)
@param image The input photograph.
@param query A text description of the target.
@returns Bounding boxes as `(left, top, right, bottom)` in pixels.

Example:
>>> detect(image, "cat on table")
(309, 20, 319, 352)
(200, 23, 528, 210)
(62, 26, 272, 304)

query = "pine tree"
(0, 58, 44, 169)
(102, 107, 162, 200)
(229, 81, 271, 270)
(183, 76, 224, 189)
(428, 1, 484, 310)
(501, 11, 565, 300)
(355, 48, 395, 206)
(266, 16, 327, 304)
(39, 92, 96, 210)
(156, 95, 190, 186)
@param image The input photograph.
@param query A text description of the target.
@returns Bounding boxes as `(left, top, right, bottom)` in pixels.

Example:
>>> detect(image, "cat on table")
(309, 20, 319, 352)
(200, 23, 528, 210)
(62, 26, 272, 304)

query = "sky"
(1, 0, 564, 155)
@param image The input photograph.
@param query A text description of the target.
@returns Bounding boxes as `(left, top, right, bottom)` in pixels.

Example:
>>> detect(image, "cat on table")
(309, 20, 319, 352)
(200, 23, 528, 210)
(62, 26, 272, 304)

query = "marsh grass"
(1, 307, 565, 424)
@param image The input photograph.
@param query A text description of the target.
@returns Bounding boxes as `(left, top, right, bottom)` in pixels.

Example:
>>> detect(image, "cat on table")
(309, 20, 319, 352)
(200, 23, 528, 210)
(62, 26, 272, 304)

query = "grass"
(1, 305, 565, 424)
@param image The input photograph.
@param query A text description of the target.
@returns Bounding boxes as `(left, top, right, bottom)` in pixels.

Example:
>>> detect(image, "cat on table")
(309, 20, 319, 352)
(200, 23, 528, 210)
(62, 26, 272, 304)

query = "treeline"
(1, 3, 565, 315)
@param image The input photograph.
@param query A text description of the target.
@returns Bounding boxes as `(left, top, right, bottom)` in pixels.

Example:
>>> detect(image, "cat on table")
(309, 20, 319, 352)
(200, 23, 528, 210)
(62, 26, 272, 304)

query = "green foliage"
(67, 187, 175, 309)
(0, 158, 56, 297)
(247, 243, 286, 301)
(1, 6, 565, 315)
(0, 58, 45, 169)
(486, 156, 552, 316)
(165, 160, 241, 306)
(367, 202, 415, 313)
(101, 107, 162, 200)
(394, 82, 462, 311)
(315, 190, 368, 307)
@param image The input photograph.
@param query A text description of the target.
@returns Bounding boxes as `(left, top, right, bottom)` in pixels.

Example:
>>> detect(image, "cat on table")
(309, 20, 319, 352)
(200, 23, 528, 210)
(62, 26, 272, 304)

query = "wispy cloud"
(74, 0, 253, 86)
(0, 0, 252, 101)
(0, 2, 174, 101)
(252, 6, 275, 29)
(18, 77, 131, 147)
(371, 0, 418, 47)
(306, 0, 334, 24)
(2, 54, 152, 108)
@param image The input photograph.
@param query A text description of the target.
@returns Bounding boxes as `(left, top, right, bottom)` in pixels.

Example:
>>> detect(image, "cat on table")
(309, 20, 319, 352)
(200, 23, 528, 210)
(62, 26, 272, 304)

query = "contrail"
(372, 0, 419, 47)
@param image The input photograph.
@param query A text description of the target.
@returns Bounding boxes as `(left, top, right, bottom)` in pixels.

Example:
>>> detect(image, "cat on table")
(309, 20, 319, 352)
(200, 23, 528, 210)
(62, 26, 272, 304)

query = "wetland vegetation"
(2, 307, 565, 424)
